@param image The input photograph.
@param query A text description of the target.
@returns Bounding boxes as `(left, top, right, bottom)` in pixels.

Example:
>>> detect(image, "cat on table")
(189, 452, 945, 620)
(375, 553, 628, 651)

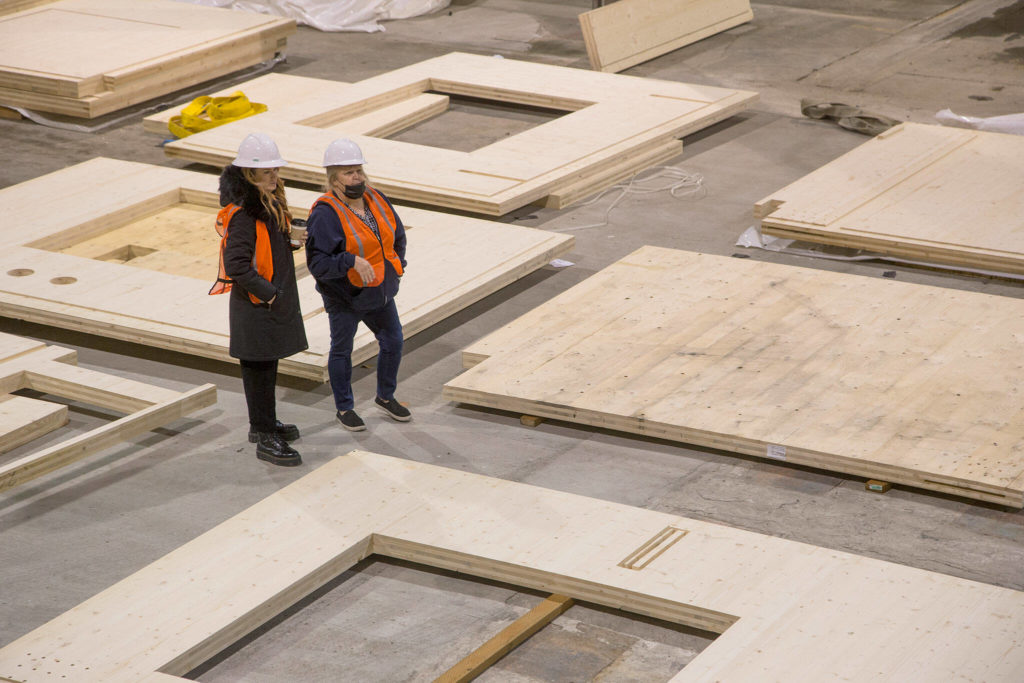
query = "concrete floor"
(2, 0, 1023, 680)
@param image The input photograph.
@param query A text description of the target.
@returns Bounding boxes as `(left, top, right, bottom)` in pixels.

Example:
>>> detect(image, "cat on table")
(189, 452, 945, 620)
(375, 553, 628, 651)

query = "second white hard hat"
(323, 138, 367, 167)
(232, 132, 287, 168)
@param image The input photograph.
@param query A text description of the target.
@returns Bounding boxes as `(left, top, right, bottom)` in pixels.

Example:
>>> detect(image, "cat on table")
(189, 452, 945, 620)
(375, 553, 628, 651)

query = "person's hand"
(267, 294, 277, 307)
(353, 256, 375, 285)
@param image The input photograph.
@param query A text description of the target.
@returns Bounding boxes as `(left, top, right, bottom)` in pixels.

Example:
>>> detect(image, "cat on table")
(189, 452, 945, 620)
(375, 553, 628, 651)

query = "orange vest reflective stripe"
(210, 203, 274, 305)
(315, 188, 403, 288)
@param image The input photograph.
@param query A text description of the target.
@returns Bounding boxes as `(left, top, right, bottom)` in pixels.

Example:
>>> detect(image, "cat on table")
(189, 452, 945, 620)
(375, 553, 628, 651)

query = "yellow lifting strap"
(167, 91, 268, 138)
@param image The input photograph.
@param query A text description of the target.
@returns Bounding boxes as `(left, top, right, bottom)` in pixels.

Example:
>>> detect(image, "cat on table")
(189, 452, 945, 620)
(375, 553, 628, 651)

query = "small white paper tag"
(765, 444, 787, 461)
(549, 258, 574, 268)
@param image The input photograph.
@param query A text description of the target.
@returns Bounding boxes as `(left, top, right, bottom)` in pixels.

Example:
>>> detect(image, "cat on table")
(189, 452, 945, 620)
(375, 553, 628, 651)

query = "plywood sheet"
(162, 52, 757, 214)
(0, 331, 215, 492)
(1, 451, 1022, 681)
(0, 0, 294, 117)
(580, 0, 753, 73)
(0, 158, 573, 381)
(445, 246, 1024, 506)
(756, 122, 1024, 274)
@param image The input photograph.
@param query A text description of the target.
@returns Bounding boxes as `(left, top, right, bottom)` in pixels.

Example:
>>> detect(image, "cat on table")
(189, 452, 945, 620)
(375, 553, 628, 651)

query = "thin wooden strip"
(434, 594, 574, 683)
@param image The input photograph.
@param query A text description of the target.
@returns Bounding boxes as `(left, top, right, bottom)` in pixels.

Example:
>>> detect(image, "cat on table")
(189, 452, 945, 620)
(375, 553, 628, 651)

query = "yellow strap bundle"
(167, 91, 267, 138)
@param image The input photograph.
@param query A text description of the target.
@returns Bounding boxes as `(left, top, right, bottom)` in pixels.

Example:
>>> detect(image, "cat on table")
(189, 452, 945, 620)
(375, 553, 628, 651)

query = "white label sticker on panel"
(766, 444, 787, 461)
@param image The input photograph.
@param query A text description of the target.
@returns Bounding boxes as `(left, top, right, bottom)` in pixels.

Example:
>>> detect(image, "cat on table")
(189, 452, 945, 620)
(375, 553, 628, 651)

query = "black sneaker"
(337, 409, 366, 432)
(375, 396, 412, 422)
(254, 432, 302, 467)
(248, 420, 300, 443)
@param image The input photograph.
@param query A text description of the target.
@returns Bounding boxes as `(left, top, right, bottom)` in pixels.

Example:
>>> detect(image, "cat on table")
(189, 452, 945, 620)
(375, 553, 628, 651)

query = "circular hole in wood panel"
(50, 276, 77, 285)
(7, 268, 33, 276)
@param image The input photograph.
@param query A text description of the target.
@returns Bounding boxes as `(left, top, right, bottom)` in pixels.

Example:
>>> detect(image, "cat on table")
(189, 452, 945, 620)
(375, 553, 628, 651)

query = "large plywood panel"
(756, 122, 1024, 274)
(0, 0, 294, 117)
(1, 452, 1022, 681)
(580, 0, 753, 73)
(0, 158, 573, 381)
(445, 247, 1024, 506)
(162, 52, 757, 215)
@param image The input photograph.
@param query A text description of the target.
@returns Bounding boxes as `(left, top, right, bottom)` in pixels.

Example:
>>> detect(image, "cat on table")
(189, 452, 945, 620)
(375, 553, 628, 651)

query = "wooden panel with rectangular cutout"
(756, 123, 1024, 275)
(0, 452, 1021, 681)
(444, 246, 1024, 506)
(160, 52, 757, 214)
(0, 331, 215, 492)
(0, 158, 573, 381)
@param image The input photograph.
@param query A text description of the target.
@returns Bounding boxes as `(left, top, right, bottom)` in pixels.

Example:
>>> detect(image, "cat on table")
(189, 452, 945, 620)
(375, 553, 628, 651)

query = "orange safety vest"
(315, 188, 403, 288)
(209, 203, 274, 305)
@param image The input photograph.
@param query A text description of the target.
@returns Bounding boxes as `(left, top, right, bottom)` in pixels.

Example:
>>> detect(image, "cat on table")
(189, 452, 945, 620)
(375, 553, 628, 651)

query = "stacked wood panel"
(0, 0, 295, 117)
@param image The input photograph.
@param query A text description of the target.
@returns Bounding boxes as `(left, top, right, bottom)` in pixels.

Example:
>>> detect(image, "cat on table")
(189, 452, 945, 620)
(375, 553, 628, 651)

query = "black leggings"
(239, 359, 278, 432)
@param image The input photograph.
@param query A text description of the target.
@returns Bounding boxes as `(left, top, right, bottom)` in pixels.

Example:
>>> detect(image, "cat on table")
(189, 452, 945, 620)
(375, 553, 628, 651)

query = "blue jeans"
(324, 296, 403, 411)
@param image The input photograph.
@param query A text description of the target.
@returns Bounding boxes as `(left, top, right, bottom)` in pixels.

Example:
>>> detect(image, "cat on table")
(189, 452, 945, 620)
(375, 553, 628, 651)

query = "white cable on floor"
(554, 165, 706, 232)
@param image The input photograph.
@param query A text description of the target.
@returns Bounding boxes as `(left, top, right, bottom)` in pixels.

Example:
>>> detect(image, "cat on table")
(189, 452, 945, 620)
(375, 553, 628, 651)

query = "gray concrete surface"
(1, 0, 1023, 681)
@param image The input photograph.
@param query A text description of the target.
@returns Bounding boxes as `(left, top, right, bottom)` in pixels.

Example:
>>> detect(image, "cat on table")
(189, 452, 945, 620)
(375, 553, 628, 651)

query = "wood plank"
(0, 394, 67, 453)
(446, 247, 1024, 506)
(162, 52, 758, 215)
(0, 158, 573, 381)
(0, 452, 1022, 682)
(0, 0, 295, 117)
(580, 0, 753, 73)
(757, 122, 1024, 275)
(0, 331, 216, 492)
(435, 594, 574, 683)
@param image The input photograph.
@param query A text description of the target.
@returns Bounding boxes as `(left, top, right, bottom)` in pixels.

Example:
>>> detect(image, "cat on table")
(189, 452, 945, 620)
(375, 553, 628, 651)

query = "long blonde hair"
(242, 168, 292, 233)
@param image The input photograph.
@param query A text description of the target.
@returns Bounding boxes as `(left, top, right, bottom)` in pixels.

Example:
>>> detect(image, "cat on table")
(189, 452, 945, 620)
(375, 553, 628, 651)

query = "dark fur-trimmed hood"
(218, 164, 271, 223)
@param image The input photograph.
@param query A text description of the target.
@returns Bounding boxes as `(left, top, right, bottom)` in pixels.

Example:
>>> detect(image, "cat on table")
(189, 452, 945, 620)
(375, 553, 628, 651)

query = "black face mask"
(343, 181, 365, 199)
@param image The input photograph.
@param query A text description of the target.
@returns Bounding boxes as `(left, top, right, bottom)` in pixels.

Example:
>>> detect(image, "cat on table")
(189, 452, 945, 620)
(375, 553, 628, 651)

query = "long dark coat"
(219, 165, 308, 361)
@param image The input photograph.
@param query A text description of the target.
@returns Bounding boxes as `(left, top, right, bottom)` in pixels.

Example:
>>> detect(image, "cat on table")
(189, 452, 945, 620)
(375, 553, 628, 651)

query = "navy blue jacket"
(305, 189, 407, 312)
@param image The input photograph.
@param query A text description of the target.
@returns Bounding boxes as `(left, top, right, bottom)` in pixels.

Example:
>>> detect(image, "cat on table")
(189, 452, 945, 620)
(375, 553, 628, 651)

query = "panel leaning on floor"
(445, 246, 1024, 506)
(0, 452, 1021, 681)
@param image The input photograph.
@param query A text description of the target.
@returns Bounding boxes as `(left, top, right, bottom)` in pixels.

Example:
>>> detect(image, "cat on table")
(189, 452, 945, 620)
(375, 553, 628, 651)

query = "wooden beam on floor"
(434, 594, 574, 683)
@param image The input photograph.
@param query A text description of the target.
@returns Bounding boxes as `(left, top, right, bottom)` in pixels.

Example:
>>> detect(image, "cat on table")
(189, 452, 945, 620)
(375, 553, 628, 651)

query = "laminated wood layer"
(162, 52, 757, 214)
(757, 123, 1024, 274)
(580, 0, 753, 73)
(0, 158, 572, 380)
(445, 247, 1024, 506)
(0, 331, 215, 492)
(1, 452, 1022, 681)
(0, 0, 294, 117)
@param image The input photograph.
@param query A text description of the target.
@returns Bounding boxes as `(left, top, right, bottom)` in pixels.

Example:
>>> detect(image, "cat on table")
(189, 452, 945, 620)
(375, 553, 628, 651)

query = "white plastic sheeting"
(935, 109, 1024, 136)
(175, 0, 450, 33)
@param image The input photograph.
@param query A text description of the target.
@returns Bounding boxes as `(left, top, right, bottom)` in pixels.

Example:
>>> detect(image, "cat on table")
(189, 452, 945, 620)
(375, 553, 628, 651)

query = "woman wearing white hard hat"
(211, 132, 308, 465)
(305, 137, 409, 431)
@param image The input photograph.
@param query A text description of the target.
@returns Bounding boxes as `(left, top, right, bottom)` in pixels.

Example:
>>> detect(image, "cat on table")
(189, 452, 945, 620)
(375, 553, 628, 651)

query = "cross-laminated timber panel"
(0, 158, 573, 381)
(756, 122, 1024, 275)
(444, 246, 1024, 507)
(1, 451, 1022, 681)
(0, 0, 295, 118)
(162, 52, 758, 215)
(0, 332, 215, 492)
(580, 0, 753, 73)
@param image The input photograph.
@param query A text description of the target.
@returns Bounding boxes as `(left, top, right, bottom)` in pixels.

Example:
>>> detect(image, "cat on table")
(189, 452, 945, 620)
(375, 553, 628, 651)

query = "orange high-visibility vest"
(210, 203, 274, 305)
(315, 188, 403, 288)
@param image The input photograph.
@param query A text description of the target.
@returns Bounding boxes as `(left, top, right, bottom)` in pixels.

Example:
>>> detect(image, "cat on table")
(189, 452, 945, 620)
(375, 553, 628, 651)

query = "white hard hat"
(323, 138, 366, 167)
(232, 132, 287, 168)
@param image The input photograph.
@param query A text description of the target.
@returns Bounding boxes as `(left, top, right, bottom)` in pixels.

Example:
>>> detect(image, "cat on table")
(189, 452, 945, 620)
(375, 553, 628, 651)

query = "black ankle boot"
(248, 420, 300, 443)
(254, 432, 302, 467)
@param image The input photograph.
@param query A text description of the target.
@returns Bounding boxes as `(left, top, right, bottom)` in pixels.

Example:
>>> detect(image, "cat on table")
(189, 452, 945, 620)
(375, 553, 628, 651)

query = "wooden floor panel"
(757, 122, 1024, 274)
(1, 452, 1021, 681)
(445, 246, 1024, 506)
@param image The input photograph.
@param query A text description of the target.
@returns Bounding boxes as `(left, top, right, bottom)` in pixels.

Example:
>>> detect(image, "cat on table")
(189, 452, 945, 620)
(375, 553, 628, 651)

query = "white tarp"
(176, 0, 450, 32)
